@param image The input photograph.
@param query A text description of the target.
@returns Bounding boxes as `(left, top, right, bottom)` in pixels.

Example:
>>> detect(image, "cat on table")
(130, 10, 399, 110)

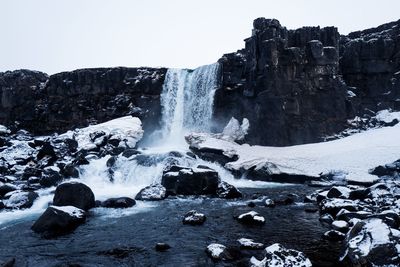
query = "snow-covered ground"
(187, 111, 400, 184)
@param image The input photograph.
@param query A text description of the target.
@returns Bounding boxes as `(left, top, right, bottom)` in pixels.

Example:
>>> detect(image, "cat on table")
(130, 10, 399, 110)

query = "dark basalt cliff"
(214, 18, 351, 145)
(0, 18, 399, 146)
(340, 19, 400, 112)
(0, 67, 166, 135)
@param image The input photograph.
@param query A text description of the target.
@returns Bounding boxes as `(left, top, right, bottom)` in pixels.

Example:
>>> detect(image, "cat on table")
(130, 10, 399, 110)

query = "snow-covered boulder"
(250, 243, 312, 267)
(182, 210, 206, 225)
(206, 243, 228, 260)
(331, 220, 349, 232)
(342, 218, 400, 266)
(31, 205, 86, 238)
(235, 211, 265, 225)
(4, 191, 38, 209)
(237, 238, 264, 249)
(135, 184, 167, 201)
(216, 181, 242, 199)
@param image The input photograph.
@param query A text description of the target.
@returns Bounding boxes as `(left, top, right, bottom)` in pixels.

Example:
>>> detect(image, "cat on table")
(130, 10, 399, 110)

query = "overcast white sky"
(1, 0, 399, 74)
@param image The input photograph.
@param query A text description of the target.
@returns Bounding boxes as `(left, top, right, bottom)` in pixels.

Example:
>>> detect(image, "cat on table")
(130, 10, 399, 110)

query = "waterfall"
(159, 63, 220, 145)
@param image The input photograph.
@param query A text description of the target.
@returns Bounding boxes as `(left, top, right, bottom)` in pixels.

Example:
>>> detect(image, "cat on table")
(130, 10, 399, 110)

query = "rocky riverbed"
(0, 186, 344, 267)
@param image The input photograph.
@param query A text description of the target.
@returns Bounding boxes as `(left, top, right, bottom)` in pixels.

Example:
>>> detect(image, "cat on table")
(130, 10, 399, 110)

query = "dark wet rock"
(0, 183, 18, 197)
(36, 141, 57, 162)
(4, 191, 38, 209)
(64, 138, 78, 153)
(250, 243, 312, 266)
(237, 238, 264, 249)
(155, 243, 171, 252)
(101, 197, 136, 208)
(0, 201, 5, 210)
(323, 230, 345, 241)
(161, 166, 220, 196)
(121, 148, 140, 158)
(216, 181, 242, 199)
(60, 164, 79, 178)
(0, 257, 15, 267)
(326, 186, 351, 199)
(53, 182, 95, 211)
(31, 206, 86, 238)
(21, 167, 42, 180)
(235, 211, 265, 225)
(275, 196, 295, 205)
(369, 159, 400, 178)
(97, 246, 143, 259)
(106, 156, 117, 168)
(135, 183, 166, 201)
(247, 201, 256, 207)
(336, 210, 372, 222)
(342, 218, 400, 266)
(39, 167, 62, 187)
(182, 210, 206, 225)
(319, 198, 360, 216)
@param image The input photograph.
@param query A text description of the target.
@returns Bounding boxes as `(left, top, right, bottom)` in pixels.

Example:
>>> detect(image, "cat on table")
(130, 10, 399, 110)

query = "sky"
(1, 0, 399, 74)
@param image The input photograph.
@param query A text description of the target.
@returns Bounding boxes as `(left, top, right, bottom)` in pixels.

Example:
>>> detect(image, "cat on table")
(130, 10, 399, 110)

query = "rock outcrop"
(0, 67, 166, 136)
(214, 18, 352, 146)
(340, 19, 400, 113)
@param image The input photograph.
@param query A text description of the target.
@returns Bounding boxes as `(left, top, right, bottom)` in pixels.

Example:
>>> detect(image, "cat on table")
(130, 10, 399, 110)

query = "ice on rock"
(238, 238, 264, 249)
(250, 243, 312, 267)
(206, 243, 226, 260)
(221, 117, 250, 142)
(51, 205, 85, 218)
(0, 125, 10, 134)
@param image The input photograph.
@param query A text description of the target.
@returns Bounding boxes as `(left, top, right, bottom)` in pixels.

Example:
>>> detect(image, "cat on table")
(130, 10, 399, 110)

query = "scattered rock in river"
(135, 183, 166, 201)
(53, 182, 95, 211)
(182, 210, 206, 225)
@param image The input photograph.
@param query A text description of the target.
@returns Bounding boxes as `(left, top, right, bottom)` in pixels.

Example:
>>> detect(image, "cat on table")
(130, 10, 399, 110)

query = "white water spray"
(159, 63, 220, 146)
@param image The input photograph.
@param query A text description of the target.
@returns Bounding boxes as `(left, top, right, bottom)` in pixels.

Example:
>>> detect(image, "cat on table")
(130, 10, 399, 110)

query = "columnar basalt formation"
(0, 67, 167, 135)
(213, 18, 352, 146)
(340, 19, 400, 113)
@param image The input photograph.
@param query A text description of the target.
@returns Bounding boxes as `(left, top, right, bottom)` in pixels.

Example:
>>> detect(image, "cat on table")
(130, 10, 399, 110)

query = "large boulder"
(53, 182, 95, 211)
(161, 166, 220, 196)
(31, 206, 86, 238)
(250, 243, 312, 267)
(341, 218, 400, 266)
(135, 183, 167, 201)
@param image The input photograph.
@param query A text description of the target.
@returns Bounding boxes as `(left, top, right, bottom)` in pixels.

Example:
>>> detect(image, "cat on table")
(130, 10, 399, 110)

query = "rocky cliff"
(212, 18, 400, 146)
(0, 67, 166, 135)
(340, 19, 400, 113)
(213, 18, 352, 146)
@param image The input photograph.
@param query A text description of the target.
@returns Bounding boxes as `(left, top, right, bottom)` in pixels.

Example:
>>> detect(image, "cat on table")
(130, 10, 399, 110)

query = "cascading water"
(0, 63, 230, 225)
(159, 63, 220, 146)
